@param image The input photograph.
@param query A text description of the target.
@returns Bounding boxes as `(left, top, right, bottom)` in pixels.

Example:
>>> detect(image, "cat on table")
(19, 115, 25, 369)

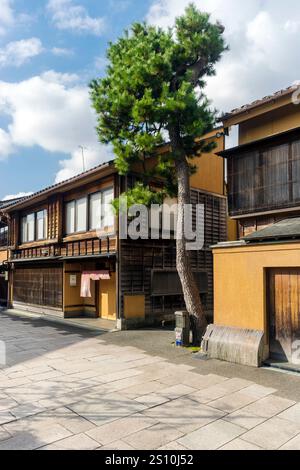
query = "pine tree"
(90, 3, 227, 345)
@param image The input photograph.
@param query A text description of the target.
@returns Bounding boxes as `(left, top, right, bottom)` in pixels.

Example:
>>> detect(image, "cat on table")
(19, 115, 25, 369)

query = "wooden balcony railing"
(10, 236, 117, 261)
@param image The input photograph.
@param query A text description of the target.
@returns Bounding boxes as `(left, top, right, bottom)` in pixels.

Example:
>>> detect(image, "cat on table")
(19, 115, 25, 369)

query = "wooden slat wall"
(268, 268, 300, 361)
(228, 137, 300, 216)
(11, 237, 117, 260)
(120, 189, 227, 322)
(238, 212, 299, 238)
(13, 265, 63, 309)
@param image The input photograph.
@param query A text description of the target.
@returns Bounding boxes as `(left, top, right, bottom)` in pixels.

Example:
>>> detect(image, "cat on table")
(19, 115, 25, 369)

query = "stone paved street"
(0, 312, 300, 450)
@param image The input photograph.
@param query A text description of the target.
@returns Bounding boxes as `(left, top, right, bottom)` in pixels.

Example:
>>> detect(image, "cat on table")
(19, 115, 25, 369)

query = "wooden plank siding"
(268, 268, 300, 362)
(120, 189, 227, 324)
(8, 176, 117, 262)
(13, 265, 63, 310)
(237, 213, 300, 239)
(11, 237, 117, 261)
(227, 134, 300, 217)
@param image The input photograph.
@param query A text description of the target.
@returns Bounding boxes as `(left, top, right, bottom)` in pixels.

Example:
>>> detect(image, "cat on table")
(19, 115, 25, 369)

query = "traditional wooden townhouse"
(2, 129, 228, 329)
(208, 85, 300, 366)
(0, 201, 9, 306)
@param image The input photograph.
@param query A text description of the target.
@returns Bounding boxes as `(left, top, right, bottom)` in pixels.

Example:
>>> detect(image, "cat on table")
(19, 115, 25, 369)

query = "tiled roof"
(0, 198, 23, 210)
(220, 84, 299, 121)
(2, 160, 115, 211)
(244, 217, 300, 242)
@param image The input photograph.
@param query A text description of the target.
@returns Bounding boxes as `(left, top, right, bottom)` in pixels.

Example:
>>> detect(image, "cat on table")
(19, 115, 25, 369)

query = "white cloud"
(0, 0, 14, 36)
(146, 0, 300, 113)
(47, 0, 106, 36)
(0, 38, 43, 68)
(0, 128, 14, 160)
(94, 56, 108, 71)
(55, 145, 113, 183)
(51, 46, 74, 57)
(0, 70, 111, 182)
(2, 192, 33, 201)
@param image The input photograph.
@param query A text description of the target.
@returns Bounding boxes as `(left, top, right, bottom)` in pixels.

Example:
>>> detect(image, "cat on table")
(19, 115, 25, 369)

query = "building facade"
(0, 202, 9, 306)
(3, 130, 228, 329)
(212, 85, 300, 365)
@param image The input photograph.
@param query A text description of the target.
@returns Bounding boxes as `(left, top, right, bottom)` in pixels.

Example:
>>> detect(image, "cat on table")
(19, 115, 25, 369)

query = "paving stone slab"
(178, 419, 245, 450)
(123, 423, 184, 450)
(0, 422, 72, 450)
(224, 409, 267, 430)
(0, 428, 11, 442)
(242, 417, 300, 450)
(158, 441, 188, 450)
(10, 403, 46, 420)
(143, 397, 226, 434)
(97, 440, 136, 450)
(208, 390, 260, 414)
(279, 434, 300, 450)
(240, 395, 296, 419)
(277, 403, 300, 425)
(68, 393, 146, 426)
(158, 384, 197, 400)
(121, 380, 166, 399)
(219, 438, 263, 450)
(0, 411, 15, 425)
(0, 397, 18, 411)
(241, 384, 277, 399)
(39, 433, 99, 450)
(135, 393, 170, 407)
(86, 413, 158, 445)
(36, 407, 96, 433)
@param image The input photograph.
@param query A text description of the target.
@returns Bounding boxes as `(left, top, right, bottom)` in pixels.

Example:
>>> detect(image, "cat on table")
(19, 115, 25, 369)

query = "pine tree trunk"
(175, 157, 208, 346)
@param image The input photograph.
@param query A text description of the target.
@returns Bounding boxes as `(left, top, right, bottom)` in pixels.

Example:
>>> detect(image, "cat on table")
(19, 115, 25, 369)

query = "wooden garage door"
(14, 266, 63, 309)
(268, 268, 300, 362)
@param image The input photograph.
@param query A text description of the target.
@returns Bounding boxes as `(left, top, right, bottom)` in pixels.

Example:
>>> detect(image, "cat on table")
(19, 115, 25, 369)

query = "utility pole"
(78, 145, 87, 172)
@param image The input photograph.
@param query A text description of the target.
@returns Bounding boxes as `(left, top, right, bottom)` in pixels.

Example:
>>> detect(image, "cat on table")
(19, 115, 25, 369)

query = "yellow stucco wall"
(99, 272, 116, 320)
(189, 133, 225, 195)
(0, 250, 7, 263)
(238, 103, 300, 145)
(213, 242, 300, 334)
(63, 262, 96, 315)
(224, 93, 296, 128)
(132, 131, 225, 197)
(227, 217, 238, 241)
(124, 295, 145, 319)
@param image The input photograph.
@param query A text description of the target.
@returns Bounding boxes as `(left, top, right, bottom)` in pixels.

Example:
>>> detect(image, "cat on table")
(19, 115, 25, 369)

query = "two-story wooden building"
(0, 201, 9, 306)
(212, 85, 300, 365)
(3, 130, 228, 329)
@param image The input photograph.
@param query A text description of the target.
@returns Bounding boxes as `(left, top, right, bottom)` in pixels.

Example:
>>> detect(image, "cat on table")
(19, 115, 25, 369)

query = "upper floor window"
(65, 197, 87, 234)
(21, 210, 47, 243)
(65, 187, 114, 235)
(0, 225, 8, 247)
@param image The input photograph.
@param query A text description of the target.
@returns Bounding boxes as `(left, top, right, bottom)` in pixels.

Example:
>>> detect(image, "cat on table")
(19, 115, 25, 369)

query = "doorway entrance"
(268, 268, 300, 363)
(97, 272, 117, 320)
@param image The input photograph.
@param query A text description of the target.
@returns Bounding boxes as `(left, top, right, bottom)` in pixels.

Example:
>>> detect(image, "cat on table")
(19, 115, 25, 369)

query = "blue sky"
(0, 0, 300, 200)
(0, 0, 153, 199)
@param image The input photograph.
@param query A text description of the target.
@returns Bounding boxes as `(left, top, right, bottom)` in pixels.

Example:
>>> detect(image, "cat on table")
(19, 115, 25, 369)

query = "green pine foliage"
(90, 3, 227, 205)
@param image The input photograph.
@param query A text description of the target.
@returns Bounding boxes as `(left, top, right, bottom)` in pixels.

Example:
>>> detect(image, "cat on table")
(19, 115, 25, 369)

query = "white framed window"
(65, 201, 75, 235)
(21, 210, 47, 243)
(65, 188, 114, 235)
(36, 210, 47, 240)
(76, 197, 87, 232)
(65, 198, 87, 234)
(27, 213, 35, 242)
(102, 187, 114, 229)
(89, 192, 101, 230)
(21, 216, 27, 243)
